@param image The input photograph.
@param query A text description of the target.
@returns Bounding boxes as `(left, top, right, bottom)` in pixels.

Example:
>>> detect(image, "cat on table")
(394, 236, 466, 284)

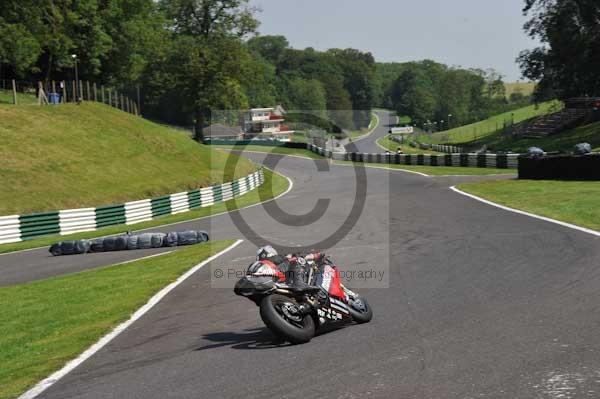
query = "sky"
(250, 0, 539, 81)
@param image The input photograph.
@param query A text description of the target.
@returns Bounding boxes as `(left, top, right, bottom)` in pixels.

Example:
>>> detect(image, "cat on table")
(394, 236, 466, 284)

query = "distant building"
(202, 124, 244, 140)
(243, 106, 294, 141)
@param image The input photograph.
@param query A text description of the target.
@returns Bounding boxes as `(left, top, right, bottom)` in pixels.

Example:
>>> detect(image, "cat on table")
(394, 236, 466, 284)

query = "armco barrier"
(306, 144, 519, 169)
(0, 169, 264, 244)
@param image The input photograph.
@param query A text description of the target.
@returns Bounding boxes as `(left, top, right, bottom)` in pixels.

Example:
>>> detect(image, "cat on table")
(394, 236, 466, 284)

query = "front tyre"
(348, 296, 373, 324)
(260, 294, 315, 344)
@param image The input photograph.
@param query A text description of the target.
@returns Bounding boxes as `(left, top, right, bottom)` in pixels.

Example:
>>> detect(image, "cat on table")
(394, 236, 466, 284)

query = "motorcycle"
(234, 253, 373, 344)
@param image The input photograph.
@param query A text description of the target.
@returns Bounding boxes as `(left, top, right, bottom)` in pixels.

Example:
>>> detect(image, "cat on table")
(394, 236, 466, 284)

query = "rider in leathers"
(256, 245, 321, 291)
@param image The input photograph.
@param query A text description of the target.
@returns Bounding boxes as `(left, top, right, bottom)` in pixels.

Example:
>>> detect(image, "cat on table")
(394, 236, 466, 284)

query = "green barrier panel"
(151, 196, 172, 217)
(460, 154, 469, 167)
(212, 185, 223, 202)
(95, 204, 126, 227)
(444, 154, 453, 166)
(232, 180, 241, 196)
(496, 154, 508, 169)
(19, 212, 60, 240)
(477, 154, 487, 168)
(188, 190, 201, 209)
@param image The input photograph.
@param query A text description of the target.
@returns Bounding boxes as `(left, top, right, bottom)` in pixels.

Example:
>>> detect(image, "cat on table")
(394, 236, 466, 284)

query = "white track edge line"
(351, 112, 381, 143)
(331, 162, 431, 177)
(450, 186, 600, 237)
(116, 250, 174, 265)
(18, 239, 244, 399)
(225, 149, 317, 160)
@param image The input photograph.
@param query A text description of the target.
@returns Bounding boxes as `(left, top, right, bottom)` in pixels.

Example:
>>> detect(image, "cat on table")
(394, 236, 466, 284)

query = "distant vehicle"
(390, 126, 414, 134)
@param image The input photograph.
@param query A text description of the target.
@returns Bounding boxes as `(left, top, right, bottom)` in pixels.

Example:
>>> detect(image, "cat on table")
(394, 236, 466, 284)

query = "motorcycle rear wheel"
(260, 294, 315, 344)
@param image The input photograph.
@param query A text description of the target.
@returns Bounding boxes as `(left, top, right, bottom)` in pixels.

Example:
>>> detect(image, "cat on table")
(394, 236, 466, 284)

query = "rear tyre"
(260, 294, 315, 344)
(348, 296, 373, 324)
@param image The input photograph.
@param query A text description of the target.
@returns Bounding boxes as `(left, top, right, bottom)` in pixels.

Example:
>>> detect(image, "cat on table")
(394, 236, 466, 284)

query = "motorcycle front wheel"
(260, 294, 315, 344)
(348, 296, 373, 324)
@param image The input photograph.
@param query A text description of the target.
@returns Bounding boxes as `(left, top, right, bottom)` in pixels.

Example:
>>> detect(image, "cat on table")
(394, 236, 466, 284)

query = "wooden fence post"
(114, 91, 118, 108)
(72, 81, 76, 102)
(86, 81, 90, 101)
(61, 81, 67, 103)
(127, 98, 131, 113)
(11, 80, 17, 105)
(78, 80, 83, 101)
(108, 89, 112, 107)
(37, 81, 48, 105)
(120, 94, 124, 110)
(101, 85, 105, 103)
(93, 83, 97, 102)
(136, 85, 141, 115)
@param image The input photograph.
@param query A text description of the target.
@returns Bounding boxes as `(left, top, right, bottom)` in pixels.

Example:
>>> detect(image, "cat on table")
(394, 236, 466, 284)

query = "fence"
(389, 136, 464, 153)
(306, 144, 519, 169)
(0, 79, 140, 116)
(0, 169, 264, 244)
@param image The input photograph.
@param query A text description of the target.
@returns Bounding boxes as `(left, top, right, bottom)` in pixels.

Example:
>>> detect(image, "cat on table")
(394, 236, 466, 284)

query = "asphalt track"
(346, 109, 393, 153)
(6, 118, 600, 398)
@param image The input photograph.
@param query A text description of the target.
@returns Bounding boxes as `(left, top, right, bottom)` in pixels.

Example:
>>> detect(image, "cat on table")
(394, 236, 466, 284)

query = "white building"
(243, 106, 294, 141)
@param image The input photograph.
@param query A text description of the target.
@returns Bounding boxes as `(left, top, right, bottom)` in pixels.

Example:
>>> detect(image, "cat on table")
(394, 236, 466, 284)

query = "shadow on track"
(195, 328, 291, 350)
(196, 324, 352, 351)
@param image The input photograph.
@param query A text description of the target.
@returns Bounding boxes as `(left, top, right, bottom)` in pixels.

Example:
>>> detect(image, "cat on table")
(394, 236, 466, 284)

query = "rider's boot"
(288, 266, 319, 293)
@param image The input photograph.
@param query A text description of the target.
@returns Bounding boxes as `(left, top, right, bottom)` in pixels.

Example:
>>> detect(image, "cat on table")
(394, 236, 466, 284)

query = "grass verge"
(0, 168, 288, 254)
(457, 180, 600, 231)
(419, 101, 561, 145)
(213, 145, 325, 159)
(0, 89, 38, 105)
(465, 120, 600, 153)
(0, 239, 235, 399)
(0, 102, 255, 214)
(376, 135, 444, 155)
(334, 161, 516, 176)
(346, 112, 378, 139)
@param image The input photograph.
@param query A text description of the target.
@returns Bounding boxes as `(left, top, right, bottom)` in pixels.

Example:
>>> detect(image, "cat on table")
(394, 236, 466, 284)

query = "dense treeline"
(518, 0, 600, 101)
(1, 0, 547, 138)
(375, 61, 531, 130)
(0, 0, 375, 137)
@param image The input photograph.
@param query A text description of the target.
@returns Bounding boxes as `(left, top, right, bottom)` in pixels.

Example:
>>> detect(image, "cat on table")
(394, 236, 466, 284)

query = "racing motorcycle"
(234, 253, 373, 344)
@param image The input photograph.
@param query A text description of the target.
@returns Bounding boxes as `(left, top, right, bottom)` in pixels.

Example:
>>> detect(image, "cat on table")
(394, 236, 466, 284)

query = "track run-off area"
(5, 111, 600, 399)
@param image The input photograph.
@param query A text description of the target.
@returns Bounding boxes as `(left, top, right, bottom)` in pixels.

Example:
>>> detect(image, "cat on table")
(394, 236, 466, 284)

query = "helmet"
(256, 245, 278, 261)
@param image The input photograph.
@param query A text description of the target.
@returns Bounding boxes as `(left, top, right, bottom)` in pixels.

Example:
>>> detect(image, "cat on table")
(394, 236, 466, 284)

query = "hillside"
(469, 120, 600, 153)
(419, 101, 561, 145)
(504, 82, 535, 98)
(0, 103, 255, 215)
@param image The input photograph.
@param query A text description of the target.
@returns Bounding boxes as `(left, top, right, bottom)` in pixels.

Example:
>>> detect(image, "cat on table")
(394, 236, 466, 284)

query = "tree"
(240, 54, 277, 108)
(328, 48, 376, 128)
(518, 0, 600, 100)
(247, 35, 289, 63)
(159, 0, 259, 140)
(284, 78, 326, 111)
(0, 21, 41, 77)
(98, 0, 167, 85)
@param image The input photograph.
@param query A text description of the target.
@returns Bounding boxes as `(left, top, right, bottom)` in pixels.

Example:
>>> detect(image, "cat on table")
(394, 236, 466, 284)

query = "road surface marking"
(18, 239, 245, 399)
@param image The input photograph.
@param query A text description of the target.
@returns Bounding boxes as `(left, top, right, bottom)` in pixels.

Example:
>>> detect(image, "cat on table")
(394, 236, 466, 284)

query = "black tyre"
(348, 296, 373, 324)
(260, 294, 315, 344)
